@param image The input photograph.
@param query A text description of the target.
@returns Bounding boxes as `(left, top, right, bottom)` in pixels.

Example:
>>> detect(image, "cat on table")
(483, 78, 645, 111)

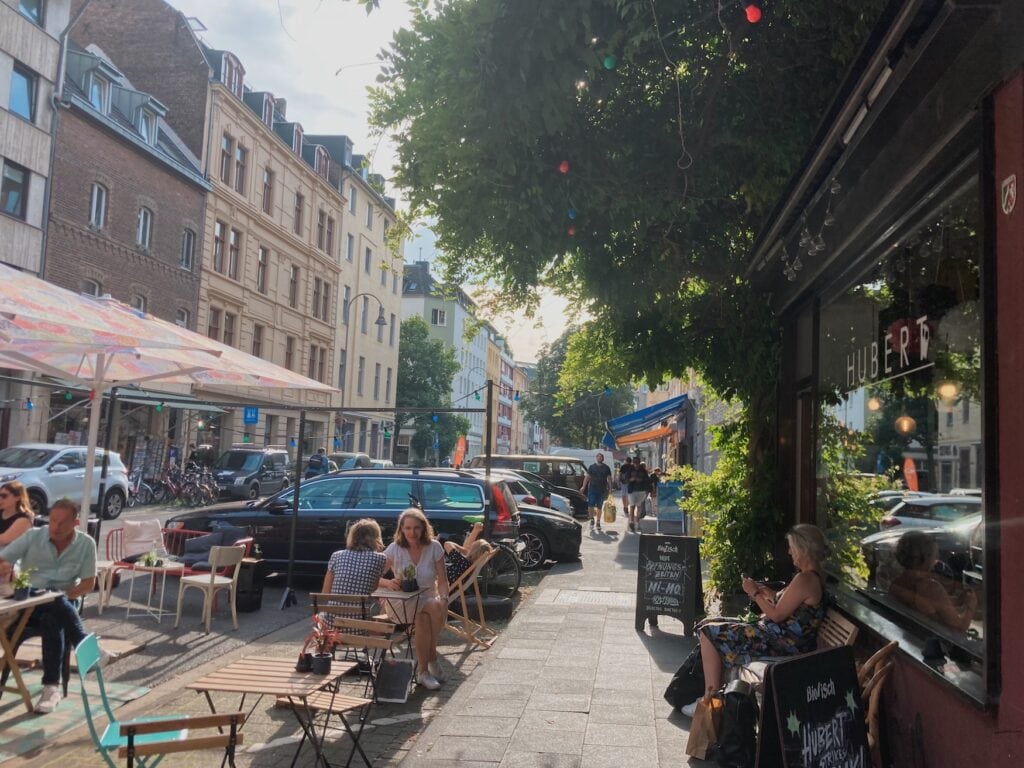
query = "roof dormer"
(222, 52, 245, 99)
(293, 123, 304, 155)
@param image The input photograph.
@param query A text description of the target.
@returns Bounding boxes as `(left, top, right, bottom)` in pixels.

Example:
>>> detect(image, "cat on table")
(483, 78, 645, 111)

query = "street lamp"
(341, 292, 389, 454)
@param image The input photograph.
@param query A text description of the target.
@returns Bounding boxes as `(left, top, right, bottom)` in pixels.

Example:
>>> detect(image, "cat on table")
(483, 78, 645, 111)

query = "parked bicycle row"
(127, 464, 223, 509)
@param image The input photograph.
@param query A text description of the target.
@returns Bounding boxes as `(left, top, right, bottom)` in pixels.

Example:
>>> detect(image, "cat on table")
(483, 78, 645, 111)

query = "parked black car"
(514, 501, 583, 569)
(165, 469, 520, 575)
(509, 468, 589, 519)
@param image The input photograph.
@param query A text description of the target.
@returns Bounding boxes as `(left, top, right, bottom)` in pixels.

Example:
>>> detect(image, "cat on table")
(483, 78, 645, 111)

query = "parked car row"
(164, 468, 583, 576)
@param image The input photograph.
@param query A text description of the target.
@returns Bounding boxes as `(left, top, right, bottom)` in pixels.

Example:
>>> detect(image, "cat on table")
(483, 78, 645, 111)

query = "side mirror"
(49, 463, 70, 473)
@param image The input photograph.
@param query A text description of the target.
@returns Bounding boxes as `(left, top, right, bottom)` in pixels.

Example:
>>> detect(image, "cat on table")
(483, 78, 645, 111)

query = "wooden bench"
(738, 607, 859, 683)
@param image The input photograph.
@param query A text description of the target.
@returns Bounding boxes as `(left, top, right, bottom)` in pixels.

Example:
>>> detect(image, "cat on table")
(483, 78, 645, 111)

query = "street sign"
(432, 431, 440, 450)
(243, 406, 259, 425)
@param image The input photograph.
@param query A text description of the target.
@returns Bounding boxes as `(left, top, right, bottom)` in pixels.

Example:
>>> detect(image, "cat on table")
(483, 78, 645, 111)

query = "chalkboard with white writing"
(756, 646, 869, 768)
(634, 534, 703, 633)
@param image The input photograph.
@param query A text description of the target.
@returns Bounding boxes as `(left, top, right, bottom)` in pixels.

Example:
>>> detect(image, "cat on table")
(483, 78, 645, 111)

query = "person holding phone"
(681, 524, 830, 717)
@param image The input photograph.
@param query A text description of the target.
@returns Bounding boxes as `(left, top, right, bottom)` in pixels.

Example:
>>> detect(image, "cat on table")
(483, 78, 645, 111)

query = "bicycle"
(126, 469, 157, 506)
(482, 538, 523, 597)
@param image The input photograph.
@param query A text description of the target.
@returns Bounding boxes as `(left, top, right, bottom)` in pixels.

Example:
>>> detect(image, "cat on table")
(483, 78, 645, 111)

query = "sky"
(166, 0, 570, 362)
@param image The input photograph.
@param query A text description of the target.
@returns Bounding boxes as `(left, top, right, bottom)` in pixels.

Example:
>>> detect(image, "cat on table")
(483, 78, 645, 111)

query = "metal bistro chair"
(75, 633, 245, 768)
(173, 545, 245, 634)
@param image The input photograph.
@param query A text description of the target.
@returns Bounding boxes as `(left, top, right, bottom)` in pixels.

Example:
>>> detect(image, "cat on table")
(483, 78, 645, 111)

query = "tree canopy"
(521, 327, 635, 447)
(394, 316, 470, 463)
(371, 0, 887, 401)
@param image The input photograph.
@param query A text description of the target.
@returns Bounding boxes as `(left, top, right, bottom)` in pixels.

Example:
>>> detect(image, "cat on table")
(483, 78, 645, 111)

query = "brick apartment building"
(72, 0, 401, 460)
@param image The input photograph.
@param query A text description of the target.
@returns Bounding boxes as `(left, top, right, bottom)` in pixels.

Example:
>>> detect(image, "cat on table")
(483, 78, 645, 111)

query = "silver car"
(878, 494, 982, 530)
(0, 442, 130, 519)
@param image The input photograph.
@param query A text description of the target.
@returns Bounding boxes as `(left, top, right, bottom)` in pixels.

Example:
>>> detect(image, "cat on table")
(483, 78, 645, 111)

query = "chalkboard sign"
(375, 658, 414, 703)
(756, 646, 869, 768)
(634, 534, 703, 633)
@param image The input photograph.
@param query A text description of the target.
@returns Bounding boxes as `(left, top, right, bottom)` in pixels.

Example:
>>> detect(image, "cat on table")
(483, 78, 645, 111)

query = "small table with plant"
(0, 587, 59, 713)
(124, 552, 183, 622)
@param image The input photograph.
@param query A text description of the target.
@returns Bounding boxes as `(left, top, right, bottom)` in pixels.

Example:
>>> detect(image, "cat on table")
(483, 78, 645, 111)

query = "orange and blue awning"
(604, 394, 688, 448)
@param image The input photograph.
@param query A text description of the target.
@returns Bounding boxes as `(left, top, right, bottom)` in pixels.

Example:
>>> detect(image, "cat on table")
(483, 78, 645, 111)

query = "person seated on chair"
(439, 522, 494, 585)
(0, 481, 34, 546)
(0, 499, 111, 714)
(380, 507, 449, 691)
(320, 518, 388, 627)
(682, 524, 830, 717)
(888, 529, 977, 632)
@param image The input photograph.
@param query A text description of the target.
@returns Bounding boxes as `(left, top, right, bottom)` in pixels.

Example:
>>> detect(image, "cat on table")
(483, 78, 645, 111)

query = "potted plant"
(400, 564, 419, 592)
(11, 568, 34, 600)
(301, 616, 334, 675)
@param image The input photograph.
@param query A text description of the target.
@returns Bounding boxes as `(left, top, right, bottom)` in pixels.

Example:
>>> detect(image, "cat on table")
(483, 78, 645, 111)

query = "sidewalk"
(7, 502, 705, 767)
(399, 505, 705, 768)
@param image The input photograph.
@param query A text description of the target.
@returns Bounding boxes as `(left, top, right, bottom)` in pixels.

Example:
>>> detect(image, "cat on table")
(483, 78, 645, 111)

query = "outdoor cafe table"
(0, 590, 59, 713)
(370, 587, 425, 652)
(187, 655, 357, 767)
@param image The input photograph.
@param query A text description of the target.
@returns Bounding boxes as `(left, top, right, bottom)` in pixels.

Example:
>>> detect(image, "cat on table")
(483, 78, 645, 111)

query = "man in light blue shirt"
(0, 499, 101, 713)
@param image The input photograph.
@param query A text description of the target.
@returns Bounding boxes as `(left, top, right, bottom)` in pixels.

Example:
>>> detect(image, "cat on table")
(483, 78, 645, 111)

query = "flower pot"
(295, 653, 313, 673)
(13, 587, 30, 601)
(400, 579, 419, 593)
(311, 653, 333, 675)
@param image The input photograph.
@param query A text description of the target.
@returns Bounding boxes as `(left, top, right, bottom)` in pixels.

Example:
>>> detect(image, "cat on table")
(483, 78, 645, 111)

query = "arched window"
(136, 207, 153, 248)
(175, 308, 190, 328)
(130, 294, 147, 312)
(82, 279, 101, 297)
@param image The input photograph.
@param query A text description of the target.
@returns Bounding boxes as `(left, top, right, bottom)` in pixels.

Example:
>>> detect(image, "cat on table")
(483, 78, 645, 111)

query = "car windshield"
(214, 452, 263, 472)
(0, 447, 57, 467)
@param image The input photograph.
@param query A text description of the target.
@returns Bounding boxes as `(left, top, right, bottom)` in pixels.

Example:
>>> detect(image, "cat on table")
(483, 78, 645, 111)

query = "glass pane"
(354, 479, 415, 509)
(420, 481, 485, 511)
(10, 68, 34, 121)
(816, 183, 984, 657)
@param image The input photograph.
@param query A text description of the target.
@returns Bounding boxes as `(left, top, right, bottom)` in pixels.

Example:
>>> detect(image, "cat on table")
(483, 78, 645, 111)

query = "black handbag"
(664, 643, 705, 709)
(713, 679, 760, 768)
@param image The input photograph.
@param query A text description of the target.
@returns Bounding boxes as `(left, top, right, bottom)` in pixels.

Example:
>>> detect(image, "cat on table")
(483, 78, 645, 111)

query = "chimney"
(274, 98, 287, 118)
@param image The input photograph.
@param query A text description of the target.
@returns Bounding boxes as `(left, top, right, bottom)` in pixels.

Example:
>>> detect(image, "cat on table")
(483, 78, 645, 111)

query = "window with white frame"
(389, 314, 396, 346)
(207, 307, 222, 340)
(366, 202, 373, 229)
(348, 185, 356, 213)
(317, 209, 326, 250)
(374, 363, 381, 400)
(385, 367, 392, 402)
(312, 278, 322, 318)
(357, 356, 365, 396)
(136, 207, 153, 249)
(343, 285, 351, 324)
(315, 146, 330, 179)
(175, 308, 190, 328)
(326, 216, 335, 255)
(88, 183, 107, 229)
(261, 94, 274, 126)
(18, 0, 43, 25)
(228, 228, 241, 279)
(252, 323, 264, 358)
(88, 73, 109, 112)
(213, 220, 226, 272)
(130, 294, 147, 312)
(220, 134, 233, 185)
(293, 193, 304, 235)
(262, 168, 274, 215)
(138, 110, 156, 145)
(285, 335, 295, 370)
(431, 308, 447, 326)
(81, 278, 101, 297)
(180, 228, 196, 270)
(364, 247, 372, 274)
(234, 145, 247, 194)
(289, 265, 300, 308)
(223, 312, 236, 346)
(346, 233, 354, 262)
(292, 125, 303, 155)
(361, 297, 369, 334)
(321, 283, 331, 322)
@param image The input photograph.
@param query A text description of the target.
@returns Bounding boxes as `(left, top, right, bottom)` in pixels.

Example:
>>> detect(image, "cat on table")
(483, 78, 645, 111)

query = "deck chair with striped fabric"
(444, 547, 500, 649)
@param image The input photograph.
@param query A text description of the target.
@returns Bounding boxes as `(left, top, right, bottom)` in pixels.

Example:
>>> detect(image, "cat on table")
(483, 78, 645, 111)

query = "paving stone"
(508, 726, 585, 755)
(438, 715, 518, 738)
(517, 710, 590, 732)
(468, 683, 536, 700)
(499, 751, 582, 768)
(532, 676, 595, 695)
(583, 722, 657, 747)
(579, 744, 659, 768)
(458, 698, 529, 718)
(416, 735, 510, 762)
(587, 702, 655, 725)
(526, 692, 591, 713)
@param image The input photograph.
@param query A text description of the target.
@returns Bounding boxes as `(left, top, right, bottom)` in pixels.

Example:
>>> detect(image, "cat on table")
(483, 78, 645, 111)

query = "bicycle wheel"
(151, 483, 168, 504)
(483, 544, 522, 596)
(136, 485, 154, 505)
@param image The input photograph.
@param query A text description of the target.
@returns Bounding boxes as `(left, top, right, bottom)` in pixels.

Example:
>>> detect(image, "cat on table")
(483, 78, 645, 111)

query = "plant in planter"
(11, 568, 35, 600)
(301, 616, 334, 674)
(400, 564, 419, 592)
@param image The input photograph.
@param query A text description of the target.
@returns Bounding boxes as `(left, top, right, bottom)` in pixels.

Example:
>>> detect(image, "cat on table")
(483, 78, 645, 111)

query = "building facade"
(750, 1, 1024, 763)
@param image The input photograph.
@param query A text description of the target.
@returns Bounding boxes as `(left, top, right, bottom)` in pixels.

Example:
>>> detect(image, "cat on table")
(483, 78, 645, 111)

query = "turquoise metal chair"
(75, 634, 245, 767)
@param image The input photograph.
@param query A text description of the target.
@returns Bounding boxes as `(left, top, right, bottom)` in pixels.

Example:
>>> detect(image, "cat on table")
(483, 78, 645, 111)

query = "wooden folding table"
(188, 655, 360, 767)
(0, 591, 59, 713)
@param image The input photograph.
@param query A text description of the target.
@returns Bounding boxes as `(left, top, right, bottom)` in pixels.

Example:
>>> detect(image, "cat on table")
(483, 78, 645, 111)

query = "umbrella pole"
(78, 355, 108, 534)
(92, 386, 118, 545)
(280, 408, 305, 610)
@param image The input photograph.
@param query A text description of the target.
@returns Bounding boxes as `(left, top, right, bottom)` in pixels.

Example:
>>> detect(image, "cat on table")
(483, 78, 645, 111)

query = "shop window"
(815, 183, 984, 665)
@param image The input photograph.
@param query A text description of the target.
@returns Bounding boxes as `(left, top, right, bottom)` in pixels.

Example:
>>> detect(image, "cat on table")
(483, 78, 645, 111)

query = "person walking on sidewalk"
(580, 452, 613, 533)
(627, 461, 652, 532)
(618, 456, 633, 521)
(0, 499, 110, 713)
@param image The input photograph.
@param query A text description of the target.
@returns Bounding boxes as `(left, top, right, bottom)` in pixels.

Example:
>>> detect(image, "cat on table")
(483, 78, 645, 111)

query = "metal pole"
(280, 408, 305, 609)
(92, 386, 118, 545)
(484, 379, 493, 540)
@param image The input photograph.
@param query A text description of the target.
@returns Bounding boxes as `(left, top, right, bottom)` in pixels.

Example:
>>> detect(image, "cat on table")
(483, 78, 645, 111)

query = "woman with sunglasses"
(0, 481, 34, 546)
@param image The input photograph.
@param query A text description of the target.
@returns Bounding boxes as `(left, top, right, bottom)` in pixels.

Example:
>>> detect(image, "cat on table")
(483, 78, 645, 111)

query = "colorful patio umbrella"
(0, 264, 337, 532)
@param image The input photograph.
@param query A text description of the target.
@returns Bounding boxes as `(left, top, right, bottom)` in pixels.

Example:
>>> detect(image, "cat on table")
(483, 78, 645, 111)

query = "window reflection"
(816, 184, 984, 656)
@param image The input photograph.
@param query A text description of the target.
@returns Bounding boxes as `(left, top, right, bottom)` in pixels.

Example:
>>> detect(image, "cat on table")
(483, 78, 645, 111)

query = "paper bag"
(684, 696, 723, 760)
(602, 498, 617, 523)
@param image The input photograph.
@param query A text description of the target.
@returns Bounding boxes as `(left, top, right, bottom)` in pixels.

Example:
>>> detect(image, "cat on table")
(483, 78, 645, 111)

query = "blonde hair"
(787, 524, 830, 565)
(394, 507, 435, 547)
(346, 518, 383, 551)
(467, 540, 495, 562)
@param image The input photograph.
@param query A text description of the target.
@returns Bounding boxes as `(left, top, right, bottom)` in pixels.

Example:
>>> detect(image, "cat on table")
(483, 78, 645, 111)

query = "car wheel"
(518, 528, 549, 570)
(28, 489, 47, 517)
(102, 488, 125, 520)
(247, 483, 260, 500)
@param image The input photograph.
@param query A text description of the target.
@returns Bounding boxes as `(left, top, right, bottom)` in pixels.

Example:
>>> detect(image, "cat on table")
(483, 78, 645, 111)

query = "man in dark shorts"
(580, 452, 613, 533)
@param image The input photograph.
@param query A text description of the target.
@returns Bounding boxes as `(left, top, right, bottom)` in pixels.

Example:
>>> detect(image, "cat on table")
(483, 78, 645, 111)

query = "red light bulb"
(567, 225, 576, 236)
(745, 3, 762, 23)
(558, 160, 570, 175)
